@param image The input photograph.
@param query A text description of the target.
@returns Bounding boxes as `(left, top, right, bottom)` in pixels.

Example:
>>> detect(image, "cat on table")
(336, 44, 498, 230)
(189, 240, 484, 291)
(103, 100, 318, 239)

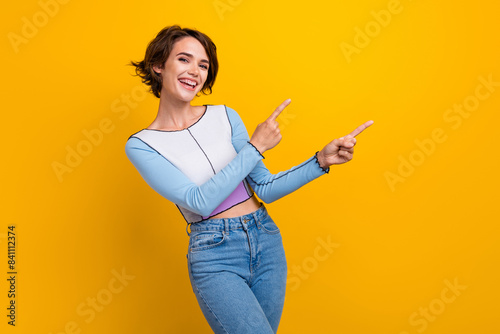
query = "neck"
(151, 95, 197, 130)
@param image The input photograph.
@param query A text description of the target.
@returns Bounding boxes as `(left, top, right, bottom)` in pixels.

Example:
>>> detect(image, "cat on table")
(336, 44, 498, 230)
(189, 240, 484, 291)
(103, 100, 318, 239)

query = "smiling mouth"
(178, 79, 197, 90)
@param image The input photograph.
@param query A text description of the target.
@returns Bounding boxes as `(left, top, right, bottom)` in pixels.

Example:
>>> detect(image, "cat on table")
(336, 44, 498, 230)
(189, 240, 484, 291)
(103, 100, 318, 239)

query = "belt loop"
(186, 222, 191, 236)
(224, 219, 229, 235)
(252, 210, 259, 224)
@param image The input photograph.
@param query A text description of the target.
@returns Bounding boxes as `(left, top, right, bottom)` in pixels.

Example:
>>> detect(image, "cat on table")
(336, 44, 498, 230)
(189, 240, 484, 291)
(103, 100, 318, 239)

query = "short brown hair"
(128, 25, 218, 98)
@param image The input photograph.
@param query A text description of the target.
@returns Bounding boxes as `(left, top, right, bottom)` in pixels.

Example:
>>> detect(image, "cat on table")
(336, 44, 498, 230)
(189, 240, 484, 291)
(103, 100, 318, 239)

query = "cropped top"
(125, 104, 329, 224)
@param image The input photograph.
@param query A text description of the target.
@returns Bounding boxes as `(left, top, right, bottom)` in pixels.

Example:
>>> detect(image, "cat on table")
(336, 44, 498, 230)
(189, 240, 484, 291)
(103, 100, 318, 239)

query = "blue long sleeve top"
(125, 104, 329, 223)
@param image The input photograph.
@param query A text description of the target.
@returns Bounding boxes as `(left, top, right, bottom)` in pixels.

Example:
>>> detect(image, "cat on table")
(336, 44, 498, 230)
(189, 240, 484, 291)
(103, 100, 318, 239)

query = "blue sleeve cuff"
(314, 151, 330, 174)
(247, 141, 265, 159)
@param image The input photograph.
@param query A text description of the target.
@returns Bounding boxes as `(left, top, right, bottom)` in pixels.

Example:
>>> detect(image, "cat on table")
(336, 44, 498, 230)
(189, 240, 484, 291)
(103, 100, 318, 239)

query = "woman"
(125, 25, 373, 333)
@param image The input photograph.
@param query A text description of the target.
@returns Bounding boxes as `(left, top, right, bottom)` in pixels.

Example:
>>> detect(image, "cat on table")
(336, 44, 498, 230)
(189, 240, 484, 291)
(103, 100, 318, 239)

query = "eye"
(178, 57, 188, 63)
(199, 64, 208, 70)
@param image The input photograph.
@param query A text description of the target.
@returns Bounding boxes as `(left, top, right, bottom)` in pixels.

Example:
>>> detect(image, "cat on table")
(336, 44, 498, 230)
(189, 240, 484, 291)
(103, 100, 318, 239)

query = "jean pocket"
(189, 231, 226, 252)
(260, 219, 280, 235)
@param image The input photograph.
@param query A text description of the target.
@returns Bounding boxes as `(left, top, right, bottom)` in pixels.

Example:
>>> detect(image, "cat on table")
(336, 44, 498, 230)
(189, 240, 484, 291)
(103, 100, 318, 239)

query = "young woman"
(125, 25, 373, 334)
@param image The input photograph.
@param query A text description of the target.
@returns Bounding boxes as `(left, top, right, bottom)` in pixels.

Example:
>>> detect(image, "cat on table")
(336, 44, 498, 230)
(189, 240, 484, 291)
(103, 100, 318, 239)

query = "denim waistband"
(186, 204, 268, 235)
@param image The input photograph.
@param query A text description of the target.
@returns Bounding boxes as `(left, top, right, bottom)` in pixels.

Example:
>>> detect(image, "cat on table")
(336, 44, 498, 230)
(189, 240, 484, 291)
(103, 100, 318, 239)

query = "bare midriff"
(209, 194, 262, 219)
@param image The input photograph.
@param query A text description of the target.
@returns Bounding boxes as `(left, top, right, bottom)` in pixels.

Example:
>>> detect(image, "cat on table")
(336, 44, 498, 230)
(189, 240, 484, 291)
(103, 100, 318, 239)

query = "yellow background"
(2, 0, 499, 333)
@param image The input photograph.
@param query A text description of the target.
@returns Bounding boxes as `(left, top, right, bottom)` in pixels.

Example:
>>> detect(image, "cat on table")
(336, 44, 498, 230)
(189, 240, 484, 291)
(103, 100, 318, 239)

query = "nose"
(188, 63, 199, 77)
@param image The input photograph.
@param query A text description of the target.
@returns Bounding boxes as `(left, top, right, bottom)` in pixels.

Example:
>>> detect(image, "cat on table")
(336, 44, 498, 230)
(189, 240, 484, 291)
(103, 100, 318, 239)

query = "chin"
(184, 92, 199, 102)
(186, 90, 203, 101)
(172, 89, 198, 103)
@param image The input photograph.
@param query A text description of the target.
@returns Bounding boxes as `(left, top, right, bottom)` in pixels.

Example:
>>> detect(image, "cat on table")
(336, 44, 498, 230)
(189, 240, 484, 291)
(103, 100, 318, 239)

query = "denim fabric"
(186, 204, 287, 333)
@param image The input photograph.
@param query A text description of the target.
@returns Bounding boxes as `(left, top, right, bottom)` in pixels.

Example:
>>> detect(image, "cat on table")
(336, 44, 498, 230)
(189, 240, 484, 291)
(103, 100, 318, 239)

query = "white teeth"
(179, 79, 196, 87)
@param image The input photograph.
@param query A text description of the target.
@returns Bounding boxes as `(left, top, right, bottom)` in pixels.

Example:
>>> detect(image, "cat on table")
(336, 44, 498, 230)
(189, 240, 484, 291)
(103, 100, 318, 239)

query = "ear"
(152, 64, 162, 75)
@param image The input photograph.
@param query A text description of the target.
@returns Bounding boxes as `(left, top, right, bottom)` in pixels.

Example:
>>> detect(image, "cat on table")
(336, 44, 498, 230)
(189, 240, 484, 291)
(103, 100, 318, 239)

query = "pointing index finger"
(267, 98, 291, 122)
(347, 120, 374, 138)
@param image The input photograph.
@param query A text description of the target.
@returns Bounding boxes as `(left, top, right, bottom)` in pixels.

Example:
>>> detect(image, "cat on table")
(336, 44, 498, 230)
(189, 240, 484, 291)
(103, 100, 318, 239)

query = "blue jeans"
(185, 204, 287, 333)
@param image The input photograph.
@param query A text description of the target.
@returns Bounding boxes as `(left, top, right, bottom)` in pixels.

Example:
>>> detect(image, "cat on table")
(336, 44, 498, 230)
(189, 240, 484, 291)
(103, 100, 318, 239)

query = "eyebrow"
(176, 52, 209, 64)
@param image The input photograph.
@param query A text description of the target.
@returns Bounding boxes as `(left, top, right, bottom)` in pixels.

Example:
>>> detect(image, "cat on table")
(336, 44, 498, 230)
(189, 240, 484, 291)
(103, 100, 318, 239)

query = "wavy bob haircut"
(129, 25, 218, 98)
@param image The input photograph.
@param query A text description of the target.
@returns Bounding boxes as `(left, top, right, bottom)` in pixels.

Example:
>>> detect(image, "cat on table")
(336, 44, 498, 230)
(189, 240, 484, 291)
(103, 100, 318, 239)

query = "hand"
(317, 120, 374, 168)
(249, 99, 291, 154)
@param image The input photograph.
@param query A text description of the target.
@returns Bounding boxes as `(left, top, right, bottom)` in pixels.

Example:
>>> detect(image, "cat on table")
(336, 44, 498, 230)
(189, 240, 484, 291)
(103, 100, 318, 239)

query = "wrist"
(247, 141, 265, 158)
(316, 150, 330, 173)
(316, 150, 329, 171)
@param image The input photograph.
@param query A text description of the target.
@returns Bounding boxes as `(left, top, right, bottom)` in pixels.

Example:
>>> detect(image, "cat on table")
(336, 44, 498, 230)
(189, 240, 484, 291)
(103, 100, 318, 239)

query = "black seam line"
(175, 204, 190, 223)
(127, 128, 145, 140)
(223, 105, 233, 138)
(187, 128, 216, 175)
(247, 156, 317, 186)
(129, 136, 173, 164)
(139, 105, 209, 133)
(223, 105, 264, 160)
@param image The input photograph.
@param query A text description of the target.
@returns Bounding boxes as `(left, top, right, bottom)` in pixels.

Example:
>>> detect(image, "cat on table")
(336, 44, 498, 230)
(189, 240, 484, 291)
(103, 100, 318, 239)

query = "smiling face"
(153, 36, 210, 103)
